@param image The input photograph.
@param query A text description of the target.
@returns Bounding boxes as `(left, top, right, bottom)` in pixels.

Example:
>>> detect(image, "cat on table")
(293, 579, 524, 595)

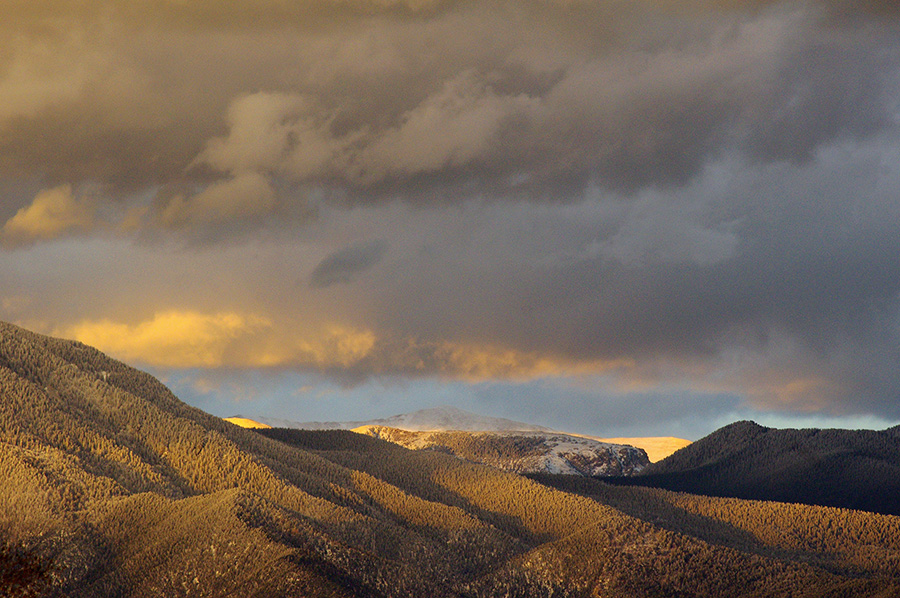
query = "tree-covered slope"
(2, 321, 900, 597)
(610, 420, 900, 516)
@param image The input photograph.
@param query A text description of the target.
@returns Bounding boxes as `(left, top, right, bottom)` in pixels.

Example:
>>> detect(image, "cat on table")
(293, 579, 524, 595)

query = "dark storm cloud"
(4, 0, 900, 429)
(2, 0, 900, 230)
(191, 6, 900, 199)
(361, 146, 900, 417)
(309, 239, 388, 288)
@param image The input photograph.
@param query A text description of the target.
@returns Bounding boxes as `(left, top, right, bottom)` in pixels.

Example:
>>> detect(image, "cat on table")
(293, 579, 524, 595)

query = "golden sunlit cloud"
(58, 310, 273, 368)
(740, 374, 845, 412)
(2, 185, 95, 247)
(54, 310, 624, 382)
(428, 342, 631, 381)
(294, 326, 378, 368)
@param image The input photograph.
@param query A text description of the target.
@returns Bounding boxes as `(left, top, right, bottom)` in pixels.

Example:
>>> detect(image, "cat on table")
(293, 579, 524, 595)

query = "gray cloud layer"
(3, 1, 899, 211)
(310, 239, 388, 288)
(3, 0, 900, 426)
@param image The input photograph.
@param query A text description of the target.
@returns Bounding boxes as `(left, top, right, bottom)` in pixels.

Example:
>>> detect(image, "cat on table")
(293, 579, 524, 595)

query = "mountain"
(250, 407, 692, 462)
(610, 420, 900, 516)
(253, 405, 552, 432)
(354, 426, 650, 476)
(3, 321, 900, 597)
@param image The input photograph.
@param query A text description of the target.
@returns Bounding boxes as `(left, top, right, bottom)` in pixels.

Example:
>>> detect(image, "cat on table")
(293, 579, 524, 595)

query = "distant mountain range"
(610, 420, 900, 516)
(4, 320, 900, 597)
(246, 406, 553, 432)
(230, 407, 692, 463)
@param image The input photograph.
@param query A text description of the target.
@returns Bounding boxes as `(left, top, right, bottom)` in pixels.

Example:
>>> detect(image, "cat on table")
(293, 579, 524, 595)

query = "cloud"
(594, 187, 742, 267)
(4, 0, 900, 432)
(0, 32, 99, 122)
(309, 239, 388, 288)
(289, 333, 630, 383)
(158, 172, 277, 228)
(350, 71, 538, 183)
(9, 143, 900, 424)
(59, 311, 273, 368)
(182, 2, 898, 200)
(196, 75, 536, 188)
(2, 185, 95, 247)
(4, 0, 898, 225)
(197, 93, 334, 178)
(54, 308, 619, 382)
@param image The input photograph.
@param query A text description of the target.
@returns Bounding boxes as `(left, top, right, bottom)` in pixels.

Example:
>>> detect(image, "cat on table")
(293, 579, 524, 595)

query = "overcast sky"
(2, 0, 900, 439)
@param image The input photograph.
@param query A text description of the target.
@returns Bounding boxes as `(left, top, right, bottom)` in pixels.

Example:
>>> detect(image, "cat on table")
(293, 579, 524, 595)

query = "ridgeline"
(2, 321, 899, 597)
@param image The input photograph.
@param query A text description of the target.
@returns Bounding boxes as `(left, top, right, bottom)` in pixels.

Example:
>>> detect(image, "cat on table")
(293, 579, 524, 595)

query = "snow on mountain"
(378, 406, 553, 432)
(355, 426, 650, 476)
(242, 406, 691, 464)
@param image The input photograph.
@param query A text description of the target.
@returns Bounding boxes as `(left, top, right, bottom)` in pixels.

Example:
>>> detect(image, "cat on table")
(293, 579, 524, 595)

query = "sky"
(2, 0, 900, 439)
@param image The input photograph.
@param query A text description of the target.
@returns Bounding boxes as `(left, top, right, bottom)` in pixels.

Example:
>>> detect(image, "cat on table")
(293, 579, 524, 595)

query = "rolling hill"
(244, 407, 692, 462)
(353, 426, 650, 476)
(2, 321, 900, 597)
(610, 420, 900, 516)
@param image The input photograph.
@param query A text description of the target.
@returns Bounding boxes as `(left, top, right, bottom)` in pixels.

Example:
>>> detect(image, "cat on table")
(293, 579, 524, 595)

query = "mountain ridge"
(244, 407, 692, 462)
(4, 320, 900, 596)
(612, 419, 900, 516)
(354, 425, 650, 476)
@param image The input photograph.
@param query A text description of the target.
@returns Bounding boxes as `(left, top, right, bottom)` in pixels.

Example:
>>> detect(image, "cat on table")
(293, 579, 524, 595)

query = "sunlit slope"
(0, 321, 510, 595)
(260, 427, 900, 596)
(3, 320, 900, 597)
(598, 436, 693, 463)
(529, 474, 900, 587)
(224, 416, 272, 428)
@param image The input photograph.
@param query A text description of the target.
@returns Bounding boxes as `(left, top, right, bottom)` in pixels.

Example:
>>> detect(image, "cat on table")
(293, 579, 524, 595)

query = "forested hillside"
(609, 420, 900, 516)
(2, 321, 900, 597)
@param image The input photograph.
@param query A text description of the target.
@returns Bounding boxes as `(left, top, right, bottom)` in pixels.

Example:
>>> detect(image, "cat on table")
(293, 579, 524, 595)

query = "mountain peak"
(378, 405, 551, 432)
(720, 420, 768, 433)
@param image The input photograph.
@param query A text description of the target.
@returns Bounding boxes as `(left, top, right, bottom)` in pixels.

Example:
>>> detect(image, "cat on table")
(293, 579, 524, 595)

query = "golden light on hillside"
(223, 417, 271, 429)
(599, 437, 693, 463)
